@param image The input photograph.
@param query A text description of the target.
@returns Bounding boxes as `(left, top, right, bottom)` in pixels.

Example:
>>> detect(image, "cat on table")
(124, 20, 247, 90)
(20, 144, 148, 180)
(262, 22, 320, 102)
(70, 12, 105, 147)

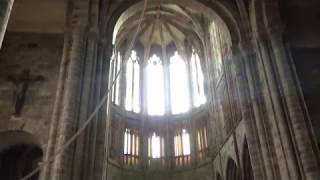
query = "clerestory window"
(148, 132, 165, 159)
(146, 54, 165, 116)
(125, 50, 140, 113)
(124, 128, 139, 166)
(112, 49, 206, 116)
(174, 129, 191, 156)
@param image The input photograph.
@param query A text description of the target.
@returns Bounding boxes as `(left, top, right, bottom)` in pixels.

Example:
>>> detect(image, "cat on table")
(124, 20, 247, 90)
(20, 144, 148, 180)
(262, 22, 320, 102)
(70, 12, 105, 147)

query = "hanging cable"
(20, 0, 148, 179)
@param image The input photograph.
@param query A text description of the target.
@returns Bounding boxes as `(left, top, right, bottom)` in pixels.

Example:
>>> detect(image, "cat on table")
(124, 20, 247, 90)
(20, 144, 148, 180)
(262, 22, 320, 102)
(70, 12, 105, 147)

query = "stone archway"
(0, 131, 43, 180)
(226, 158, 241, 180)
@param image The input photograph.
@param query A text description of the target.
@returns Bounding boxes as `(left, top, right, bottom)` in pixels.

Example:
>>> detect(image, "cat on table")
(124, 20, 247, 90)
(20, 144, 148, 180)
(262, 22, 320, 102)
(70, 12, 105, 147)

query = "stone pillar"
(269, 32, 320, 179)
(71, 28, 98, 180)
(232, 43, 269, 180)
(51, 27, 87, 180)
(40, 32, 72, 180)
(255, 35, 300, 180)
(0, 0, 14, 48)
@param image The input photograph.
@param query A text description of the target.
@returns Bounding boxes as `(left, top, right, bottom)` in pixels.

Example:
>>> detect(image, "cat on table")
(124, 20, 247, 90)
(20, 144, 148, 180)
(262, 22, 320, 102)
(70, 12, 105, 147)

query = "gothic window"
(111, 48, 206, 116)
(197, 127, 208, 159)
(112, 52, 122, 105)
(190, 49, 206, 107)
(174, 129, 191, 166)
(169, 52, 190, 114)
(148, 132, 165, 159)
(174, 129, 190, 156)
(146, 54, 165, 116)
(125, 50, 140, 113)
(124, 128, 139, 166)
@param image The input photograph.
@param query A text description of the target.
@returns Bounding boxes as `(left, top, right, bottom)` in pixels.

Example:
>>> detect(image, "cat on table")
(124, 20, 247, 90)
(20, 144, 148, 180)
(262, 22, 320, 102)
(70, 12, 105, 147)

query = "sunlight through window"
(151, 133, 160, 158)
(170, 52, 190, 114)
(191, 50, 206, 107)
(147, 54, 165, 116)
(174, 129, 191, 156)
(112, 48, 207, 115)
(182, 129, 190, 155)
(125, 50, 140, 113)
(115, 53, 121, 105)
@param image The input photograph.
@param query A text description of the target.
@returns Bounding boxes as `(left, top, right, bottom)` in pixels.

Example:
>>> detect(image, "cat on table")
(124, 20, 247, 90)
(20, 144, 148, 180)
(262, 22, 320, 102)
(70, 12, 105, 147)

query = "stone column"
(51, 27, 87, 180)
(40, 32, 72, 180)
(71, 28, 98, 180)
(232, 43, 269, 180)
(0, 0, 14, 48)
(269, 32, 320, 179)
(255, 35, 301, 180)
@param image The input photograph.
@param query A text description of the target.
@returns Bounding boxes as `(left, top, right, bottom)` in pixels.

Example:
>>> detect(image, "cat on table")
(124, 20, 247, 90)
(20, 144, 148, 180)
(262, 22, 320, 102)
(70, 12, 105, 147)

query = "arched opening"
(106, 0, 241, 178)
(226, 158, 241, 180)
(242, 139, 254, 180)
(0, 144, 43, 180)
(0, 131, 43, 180)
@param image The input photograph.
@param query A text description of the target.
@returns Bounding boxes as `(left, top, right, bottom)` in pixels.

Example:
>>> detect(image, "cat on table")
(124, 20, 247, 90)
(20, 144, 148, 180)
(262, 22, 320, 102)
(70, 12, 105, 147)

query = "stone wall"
(0, 32, 63, 150)
(107, 161, 214, 180)
(291, 47, 320, 144)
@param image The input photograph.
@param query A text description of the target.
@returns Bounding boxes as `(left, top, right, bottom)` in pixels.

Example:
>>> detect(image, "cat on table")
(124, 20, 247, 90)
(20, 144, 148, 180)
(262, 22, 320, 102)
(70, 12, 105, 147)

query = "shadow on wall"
(226, 158, 241, 180)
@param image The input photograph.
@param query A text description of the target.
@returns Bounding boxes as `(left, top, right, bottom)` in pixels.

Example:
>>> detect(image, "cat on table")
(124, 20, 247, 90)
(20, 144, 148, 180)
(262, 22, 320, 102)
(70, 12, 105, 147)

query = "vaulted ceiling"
(115, 3, 207, 55)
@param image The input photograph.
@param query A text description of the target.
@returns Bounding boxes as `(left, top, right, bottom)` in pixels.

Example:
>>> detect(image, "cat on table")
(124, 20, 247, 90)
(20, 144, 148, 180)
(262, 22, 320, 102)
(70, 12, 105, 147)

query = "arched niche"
(0, 131, 43, 180)
(226, 158, 242, 180)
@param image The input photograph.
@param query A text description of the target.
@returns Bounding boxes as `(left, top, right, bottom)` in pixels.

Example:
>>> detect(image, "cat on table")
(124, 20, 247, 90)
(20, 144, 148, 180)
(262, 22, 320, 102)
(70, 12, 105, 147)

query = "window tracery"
(111, 48, 207, 116)
(125, 50, 140, 113)
(190, 49, 206, 107)
(111, 52, 122, 105)
(146, 54, 165, 116)
(124, 128, 139, 166)
(169, 52, 190, 114)
(148, 132, 165, 159)
(197, 126, 208, 160)
(174, 129, 191, 166)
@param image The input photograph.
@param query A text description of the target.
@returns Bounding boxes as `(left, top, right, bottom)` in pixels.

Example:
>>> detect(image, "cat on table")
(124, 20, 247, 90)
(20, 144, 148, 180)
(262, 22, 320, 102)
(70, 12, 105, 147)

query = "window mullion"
(186, 55, 195, 109)
(120, 54, 127, 107)
(163, 51, 171, 115)
(131, 60, 135, 111)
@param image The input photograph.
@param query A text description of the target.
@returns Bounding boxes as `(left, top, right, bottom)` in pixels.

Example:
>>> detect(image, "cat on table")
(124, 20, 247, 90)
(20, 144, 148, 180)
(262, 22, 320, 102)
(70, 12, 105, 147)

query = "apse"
(107, 0, 232, 175)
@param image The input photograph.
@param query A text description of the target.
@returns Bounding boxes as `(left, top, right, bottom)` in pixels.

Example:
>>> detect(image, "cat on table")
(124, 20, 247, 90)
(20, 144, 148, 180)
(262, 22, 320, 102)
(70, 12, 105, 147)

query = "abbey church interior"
(0, 0, 319, 180)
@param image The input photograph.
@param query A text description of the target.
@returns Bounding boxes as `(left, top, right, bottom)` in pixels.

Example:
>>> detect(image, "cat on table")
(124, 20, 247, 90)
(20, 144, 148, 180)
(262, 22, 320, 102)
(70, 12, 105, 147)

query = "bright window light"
(147, 54, 165, 116)
(150, 133, 161, 158)
(191, 51, 206, 107)
(169, 52, 190, 114)
(125, 50, 140, 113)
(124, 129, 131, 154)
(182, 129, 191, 155)
(115, 53, 121, 105)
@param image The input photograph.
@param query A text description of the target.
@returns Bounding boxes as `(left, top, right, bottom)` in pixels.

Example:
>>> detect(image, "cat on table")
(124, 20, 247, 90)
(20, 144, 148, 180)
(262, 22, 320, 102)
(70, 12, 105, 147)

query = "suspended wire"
(20, 0, 148, 179)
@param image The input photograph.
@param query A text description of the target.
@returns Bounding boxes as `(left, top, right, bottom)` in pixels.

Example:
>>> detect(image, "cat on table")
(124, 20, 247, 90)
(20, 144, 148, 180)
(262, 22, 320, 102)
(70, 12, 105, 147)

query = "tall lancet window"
(147, 54, 165, 116)
(169, 51, 190, 114)
(113, 52, 122, 105)
(191, 49, 206, 107)
(174, 129, 191, 156)
(125, 50, 140, 113)
(148, 132, 165, 158)
(124, 128, 139, 166)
